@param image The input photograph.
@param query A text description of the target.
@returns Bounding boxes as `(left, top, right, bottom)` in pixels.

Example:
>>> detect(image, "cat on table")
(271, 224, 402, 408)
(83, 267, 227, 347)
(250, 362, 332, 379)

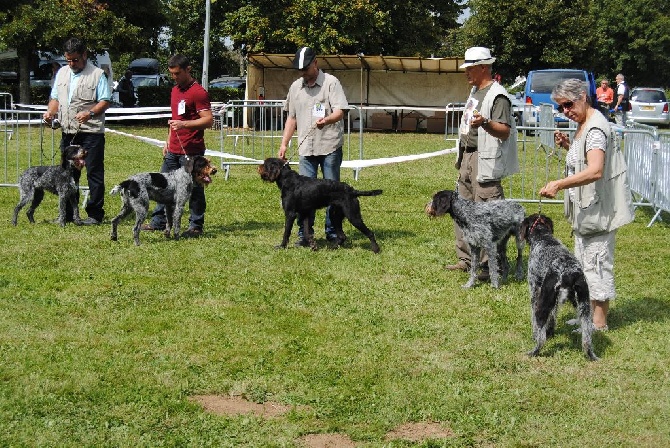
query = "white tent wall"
(246, 53, 470, 129)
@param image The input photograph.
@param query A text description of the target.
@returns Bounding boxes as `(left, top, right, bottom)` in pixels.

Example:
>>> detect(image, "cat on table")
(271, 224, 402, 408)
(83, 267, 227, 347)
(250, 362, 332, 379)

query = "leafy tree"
(163, 0, 245, 79)
(590, 0, 670, 87)
(0, 0, 141, 103)
(455, 0, 597, 82)
(221, 0, 465, 56)
(454, 0, 670, 87)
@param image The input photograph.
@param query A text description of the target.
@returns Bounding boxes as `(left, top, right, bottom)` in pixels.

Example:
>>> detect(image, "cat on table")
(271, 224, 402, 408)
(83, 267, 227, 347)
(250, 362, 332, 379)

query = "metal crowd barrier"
(623, 122, 670, 226)
(3, 103, 669, 229)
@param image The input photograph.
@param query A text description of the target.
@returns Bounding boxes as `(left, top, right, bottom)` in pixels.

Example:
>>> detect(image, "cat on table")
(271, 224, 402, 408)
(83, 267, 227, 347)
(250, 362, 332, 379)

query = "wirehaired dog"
(521, 214, 598, 361)
(12, 145, 87, 227)
(258, 157, 382, 253)
(109, 155, 217, 245)
(425, 189, 525, 288)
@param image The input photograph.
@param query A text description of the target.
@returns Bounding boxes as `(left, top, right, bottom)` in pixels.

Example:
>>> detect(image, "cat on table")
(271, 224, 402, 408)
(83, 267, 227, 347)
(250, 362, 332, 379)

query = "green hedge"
(1, 84, 245, 108)
(0, 84, 51, 106)
(207, 86, 245, 103)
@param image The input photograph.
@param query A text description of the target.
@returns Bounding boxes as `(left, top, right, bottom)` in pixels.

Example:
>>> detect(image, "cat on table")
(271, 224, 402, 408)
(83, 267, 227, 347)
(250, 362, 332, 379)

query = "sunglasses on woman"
(557, 101, 575, 113)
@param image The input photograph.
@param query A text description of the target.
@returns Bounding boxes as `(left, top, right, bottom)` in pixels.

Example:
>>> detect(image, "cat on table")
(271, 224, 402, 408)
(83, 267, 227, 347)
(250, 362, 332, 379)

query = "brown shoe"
(181, 227, 202, 239)
(141, 223, 160, 231)
(445, 261, 470, 272)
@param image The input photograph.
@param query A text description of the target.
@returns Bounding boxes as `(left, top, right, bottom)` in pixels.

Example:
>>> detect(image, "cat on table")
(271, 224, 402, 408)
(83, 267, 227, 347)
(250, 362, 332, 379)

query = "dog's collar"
(530, 216, 546, 234)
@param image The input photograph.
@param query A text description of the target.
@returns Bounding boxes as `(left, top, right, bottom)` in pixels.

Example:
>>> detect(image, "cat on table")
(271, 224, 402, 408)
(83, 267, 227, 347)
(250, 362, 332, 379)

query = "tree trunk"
(18, 53, 32, 105)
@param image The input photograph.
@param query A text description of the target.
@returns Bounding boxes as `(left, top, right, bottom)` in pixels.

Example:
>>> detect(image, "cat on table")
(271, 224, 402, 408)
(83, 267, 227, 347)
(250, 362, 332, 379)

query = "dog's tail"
(109, 180, 139, 198)
(354, 189, 383, 197)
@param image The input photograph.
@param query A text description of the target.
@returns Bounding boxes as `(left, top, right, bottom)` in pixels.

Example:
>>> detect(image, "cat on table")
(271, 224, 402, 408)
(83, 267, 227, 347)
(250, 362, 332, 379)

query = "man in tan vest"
(43, 37, 111, 225)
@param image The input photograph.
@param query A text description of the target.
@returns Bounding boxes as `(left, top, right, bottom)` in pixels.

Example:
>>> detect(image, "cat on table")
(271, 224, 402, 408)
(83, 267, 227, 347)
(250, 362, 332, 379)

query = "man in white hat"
(278, 47, 349, 246)
(446, 46, 519, 278)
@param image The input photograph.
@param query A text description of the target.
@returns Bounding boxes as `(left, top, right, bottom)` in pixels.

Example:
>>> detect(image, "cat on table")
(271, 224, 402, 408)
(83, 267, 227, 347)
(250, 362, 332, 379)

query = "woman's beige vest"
(565, 111, 635, 235)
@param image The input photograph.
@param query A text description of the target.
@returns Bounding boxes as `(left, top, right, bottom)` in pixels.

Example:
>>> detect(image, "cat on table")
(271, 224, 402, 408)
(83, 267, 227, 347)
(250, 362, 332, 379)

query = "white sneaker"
(573, 325, 608, 333)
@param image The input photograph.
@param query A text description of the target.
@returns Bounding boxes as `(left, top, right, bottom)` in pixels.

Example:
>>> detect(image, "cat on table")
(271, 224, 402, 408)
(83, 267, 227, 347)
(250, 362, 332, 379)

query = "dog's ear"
(520, 216, 531, 243)
(183, 157, 196, 174)
(543, 215, 554, 234)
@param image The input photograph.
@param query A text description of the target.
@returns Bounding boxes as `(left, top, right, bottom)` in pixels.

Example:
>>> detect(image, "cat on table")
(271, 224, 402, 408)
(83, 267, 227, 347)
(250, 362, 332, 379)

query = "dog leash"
(170, 125, 191, 160)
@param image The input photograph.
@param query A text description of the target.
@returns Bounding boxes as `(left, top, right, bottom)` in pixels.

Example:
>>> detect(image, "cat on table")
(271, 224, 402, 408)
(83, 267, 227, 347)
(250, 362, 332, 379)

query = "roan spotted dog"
(258, 157, 382, 253)
(521, 214, 598, 361)
(12, 144, 88, 227)
(109, 155, 217, 245)
(425, 189, 525, 288)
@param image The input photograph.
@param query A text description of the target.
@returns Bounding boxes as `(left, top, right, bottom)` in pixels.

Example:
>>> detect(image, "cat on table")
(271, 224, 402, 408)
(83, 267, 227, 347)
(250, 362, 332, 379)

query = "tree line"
(1, 0, 668, 103)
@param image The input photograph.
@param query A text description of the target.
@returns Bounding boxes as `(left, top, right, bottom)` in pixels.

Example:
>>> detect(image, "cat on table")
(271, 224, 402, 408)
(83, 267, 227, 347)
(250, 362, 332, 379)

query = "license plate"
(641, 106, 655, 111)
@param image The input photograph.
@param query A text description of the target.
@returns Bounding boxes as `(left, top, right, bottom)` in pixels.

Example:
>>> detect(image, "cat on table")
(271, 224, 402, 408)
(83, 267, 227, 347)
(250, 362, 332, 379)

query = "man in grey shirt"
(278, 47, 349, 246)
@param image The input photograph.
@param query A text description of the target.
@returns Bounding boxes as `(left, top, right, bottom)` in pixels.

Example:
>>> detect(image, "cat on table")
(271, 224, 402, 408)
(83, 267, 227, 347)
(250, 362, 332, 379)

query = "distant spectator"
(596, 79, 614, 108)
(613, 74, 630, 126)
(116, 70, 136, 107)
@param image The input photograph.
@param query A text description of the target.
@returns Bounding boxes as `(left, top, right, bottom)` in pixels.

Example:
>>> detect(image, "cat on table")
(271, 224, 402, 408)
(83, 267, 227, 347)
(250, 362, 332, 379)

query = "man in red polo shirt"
(143, 54, 213, 237)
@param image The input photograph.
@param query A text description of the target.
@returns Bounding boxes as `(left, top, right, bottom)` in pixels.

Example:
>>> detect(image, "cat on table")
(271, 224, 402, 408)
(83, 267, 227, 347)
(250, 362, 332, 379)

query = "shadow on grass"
(610, 296, 670, 329)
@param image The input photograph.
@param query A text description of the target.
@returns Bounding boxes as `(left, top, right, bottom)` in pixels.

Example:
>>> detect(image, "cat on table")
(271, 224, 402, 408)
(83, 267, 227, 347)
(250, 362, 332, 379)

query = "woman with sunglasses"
(539, 78, 634, 332)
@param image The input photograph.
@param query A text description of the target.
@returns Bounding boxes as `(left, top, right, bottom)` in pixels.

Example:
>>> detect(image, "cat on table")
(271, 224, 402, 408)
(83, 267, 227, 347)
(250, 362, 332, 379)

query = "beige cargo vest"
(565, 111, 635, 235)
(55, 62, 105, 134)
(476, 82, 519, 182)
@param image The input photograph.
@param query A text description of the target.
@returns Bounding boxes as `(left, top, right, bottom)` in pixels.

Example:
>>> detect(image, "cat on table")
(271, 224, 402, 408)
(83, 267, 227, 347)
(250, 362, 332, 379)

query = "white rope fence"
(106, 127, 457, 180)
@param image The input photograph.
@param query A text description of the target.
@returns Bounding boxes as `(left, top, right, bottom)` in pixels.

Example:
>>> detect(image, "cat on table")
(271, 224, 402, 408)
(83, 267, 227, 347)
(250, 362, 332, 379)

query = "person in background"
(596, 78, 614, 117)
(540, 78, 635, 331)
(142, 54, 213, 238)
(42, 37, 111, 225)
(278, 46, 349, 246)
(446, 46, 519, 280)
(116, 70, 136, 107)
(613, 73, 630, 126)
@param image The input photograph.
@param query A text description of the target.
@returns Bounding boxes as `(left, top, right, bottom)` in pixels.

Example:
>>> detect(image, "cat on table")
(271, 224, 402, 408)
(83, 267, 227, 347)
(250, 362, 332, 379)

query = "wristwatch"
(89, 110, 95, 119)
(481, 118, 490, 129)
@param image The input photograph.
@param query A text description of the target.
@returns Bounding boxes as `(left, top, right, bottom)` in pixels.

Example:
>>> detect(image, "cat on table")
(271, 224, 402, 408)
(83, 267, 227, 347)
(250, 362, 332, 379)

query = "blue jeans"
(148, 152, 206, 230)
(61, 132, 105, 222)
(297, 147, 343, 239)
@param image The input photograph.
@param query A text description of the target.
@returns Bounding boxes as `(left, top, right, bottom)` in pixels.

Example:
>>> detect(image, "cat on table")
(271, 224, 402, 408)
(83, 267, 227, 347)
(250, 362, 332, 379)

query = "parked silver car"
(628, 87, 670, 127)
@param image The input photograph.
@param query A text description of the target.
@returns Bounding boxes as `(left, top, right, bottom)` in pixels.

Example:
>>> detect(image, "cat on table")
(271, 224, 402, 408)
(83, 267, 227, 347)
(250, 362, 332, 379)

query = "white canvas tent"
(246, 53, 469, 107)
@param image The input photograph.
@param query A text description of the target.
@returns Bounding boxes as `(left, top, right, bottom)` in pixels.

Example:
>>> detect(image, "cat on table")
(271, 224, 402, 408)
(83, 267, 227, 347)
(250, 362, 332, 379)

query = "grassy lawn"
(1, 127, 669, 447)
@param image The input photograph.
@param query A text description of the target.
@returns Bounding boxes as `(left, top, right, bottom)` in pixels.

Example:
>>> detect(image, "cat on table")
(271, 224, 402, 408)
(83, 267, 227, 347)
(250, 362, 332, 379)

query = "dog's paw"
(462, 280, 476, 289)
(527, 349, 540, 357)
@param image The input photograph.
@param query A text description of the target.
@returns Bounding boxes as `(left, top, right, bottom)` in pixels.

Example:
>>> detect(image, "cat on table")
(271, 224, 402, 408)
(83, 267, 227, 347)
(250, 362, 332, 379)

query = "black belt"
(461, 146, 477, 153)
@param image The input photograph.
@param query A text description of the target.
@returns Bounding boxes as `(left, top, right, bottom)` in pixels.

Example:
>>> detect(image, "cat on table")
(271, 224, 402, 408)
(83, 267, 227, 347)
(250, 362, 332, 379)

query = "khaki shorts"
(574, 230, 617, 301)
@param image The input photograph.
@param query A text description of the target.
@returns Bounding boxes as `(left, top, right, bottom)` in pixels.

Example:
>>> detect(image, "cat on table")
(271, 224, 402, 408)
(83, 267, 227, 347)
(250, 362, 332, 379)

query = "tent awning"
(247, 53, 464, 74)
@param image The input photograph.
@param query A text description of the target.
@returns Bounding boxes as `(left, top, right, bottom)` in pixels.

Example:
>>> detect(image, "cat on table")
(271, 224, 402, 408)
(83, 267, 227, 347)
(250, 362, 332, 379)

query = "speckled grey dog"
(12, 145, 87, 227)
(521, 214, 598, 361)
(109, 155, 217, 245)
(426, 189, 525, 288)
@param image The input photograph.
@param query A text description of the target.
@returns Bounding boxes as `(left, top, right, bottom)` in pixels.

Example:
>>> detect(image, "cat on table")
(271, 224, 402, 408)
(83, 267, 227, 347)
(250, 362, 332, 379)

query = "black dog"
(12, 145, 88, 226)
(521, 214, 598, 361)
(109, 155, 217, 245)
(426, 189, 525, 288)
(258, 157, 382, 253)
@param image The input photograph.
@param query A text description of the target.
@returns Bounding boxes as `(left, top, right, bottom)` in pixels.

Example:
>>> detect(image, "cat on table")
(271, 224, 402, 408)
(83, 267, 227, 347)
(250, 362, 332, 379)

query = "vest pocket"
(477, 145, 503, 180)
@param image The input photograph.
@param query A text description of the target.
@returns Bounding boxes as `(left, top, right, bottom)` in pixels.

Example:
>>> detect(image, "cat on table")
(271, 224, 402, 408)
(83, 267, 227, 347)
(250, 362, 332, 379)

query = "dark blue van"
(522, 69, 597, 125)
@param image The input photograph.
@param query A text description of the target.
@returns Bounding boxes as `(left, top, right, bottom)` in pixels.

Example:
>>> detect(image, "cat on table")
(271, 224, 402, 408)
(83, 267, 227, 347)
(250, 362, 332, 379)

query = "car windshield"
(631, 90, 666, 103)
(133, 77, 158, 87)
(530, 71, 585, 93)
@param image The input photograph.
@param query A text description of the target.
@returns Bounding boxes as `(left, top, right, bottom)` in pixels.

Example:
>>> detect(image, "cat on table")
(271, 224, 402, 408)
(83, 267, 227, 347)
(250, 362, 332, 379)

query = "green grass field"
(1, 128, 669, 447)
